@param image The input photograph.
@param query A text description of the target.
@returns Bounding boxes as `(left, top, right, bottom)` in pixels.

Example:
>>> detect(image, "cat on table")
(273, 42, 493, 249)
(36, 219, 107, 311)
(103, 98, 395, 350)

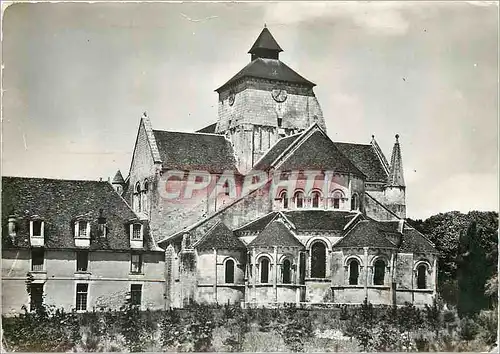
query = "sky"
(2, 1, 498, 219)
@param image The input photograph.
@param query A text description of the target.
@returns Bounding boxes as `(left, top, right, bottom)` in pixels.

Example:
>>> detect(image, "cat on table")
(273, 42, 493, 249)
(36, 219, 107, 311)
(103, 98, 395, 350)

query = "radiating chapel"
(2, 27, 437, 313)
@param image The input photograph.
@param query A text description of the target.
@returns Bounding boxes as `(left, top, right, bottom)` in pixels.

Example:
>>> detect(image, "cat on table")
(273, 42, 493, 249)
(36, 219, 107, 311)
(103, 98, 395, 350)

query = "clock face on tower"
(228, 91, 235, 106)
(271, 88, 288, 103)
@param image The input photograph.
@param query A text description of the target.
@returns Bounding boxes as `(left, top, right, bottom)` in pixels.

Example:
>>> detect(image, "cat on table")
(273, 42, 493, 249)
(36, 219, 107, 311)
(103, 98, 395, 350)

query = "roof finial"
(395, 134, 399, 141)
(264, 23, 267, 28)
(371, 134, 375, 139)
(142, 111, 148, 119)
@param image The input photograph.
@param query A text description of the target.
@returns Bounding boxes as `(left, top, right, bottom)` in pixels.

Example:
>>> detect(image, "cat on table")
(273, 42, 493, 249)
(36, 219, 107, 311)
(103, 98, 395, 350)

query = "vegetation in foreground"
(2, 298, 497, 352)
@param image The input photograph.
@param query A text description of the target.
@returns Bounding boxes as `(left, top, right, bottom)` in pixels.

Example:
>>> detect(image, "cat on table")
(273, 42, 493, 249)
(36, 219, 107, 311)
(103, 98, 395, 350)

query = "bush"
(2, 304, 80, 352)
(476, 308, 498, 345)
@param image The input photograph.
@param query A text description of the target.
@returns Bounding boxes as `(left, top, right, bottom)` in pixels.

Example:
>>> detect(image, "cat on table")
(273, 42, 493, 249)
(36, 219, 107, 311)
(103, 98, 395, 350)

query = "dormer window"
(30, 219, 45, 247)
(98, 209, 107, 238)
(74, 220, 90, 248)
(130, 223, 144, 249)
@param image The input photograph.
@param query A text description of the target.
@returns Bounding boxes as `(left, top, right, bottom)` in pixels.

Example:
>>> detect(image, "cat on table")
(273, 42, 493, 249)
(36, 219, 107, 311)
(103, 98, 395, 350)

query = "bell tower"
(215, 26, 325, 174)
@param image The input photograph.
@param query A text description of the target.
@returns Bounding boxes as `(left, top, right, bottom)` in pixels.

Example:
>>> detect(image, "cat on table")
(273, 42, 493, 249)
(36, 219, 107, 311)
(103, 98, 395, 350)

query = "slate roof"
(248, 27, 283, 53)
(196, 123, 217, 134)
(1, 177, 157, 251)
(399, 228, 437, 254)
(253, 134, 301, 171)
(216, 58, 315, 92)
(277, 130, 365, 177)
(388, 136, 405, 187)
(283, 210, 358, 231)
(195, 222, 246, 250)
(236, 212, 278, 233)
(248, 220, 304, 248)
(112, 170, 125, 184)
(236, 210, 358, 233)
(153, 130, 238, 173)
(334, 142, 388, 183)
(333, 220, 397, 249)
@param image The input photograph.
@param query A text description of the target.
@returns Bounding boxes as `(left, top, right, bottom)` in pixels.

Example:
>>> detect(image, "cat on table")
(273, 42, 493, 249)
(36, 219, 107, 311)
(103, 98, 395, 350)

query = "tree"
(457, 221, 489, 317)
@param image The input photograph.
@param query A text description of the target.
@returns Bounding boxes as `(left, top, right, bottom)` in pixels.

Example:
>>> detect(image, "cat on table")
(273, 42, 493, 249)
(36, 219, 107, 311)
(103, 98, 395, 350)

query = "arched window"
(282, 259, 291, 284)
(311, 242, 326, 278)
(260, 257, 270, 284)
(294, 191, 305, 209)
(133, 182, 142, 212)
(142, 180, 149, 214)
(311, 191, 321, 208)
(351, 193, 359, 210)
(373, 259, 386, 285)
(349, 260, 360, 285)
(417, 264, 427, 289)
(332, 190, 344, 209)
(279, 190, 288, 209)
(225, 259, 235, 284)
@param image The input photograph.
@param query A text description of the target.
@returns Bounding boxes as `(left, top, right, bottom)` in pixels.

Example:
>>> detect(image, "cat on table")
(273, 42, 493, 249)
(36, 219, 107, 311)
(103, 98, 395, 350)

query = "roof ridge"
(153, 129, 226, 138)
(2, 176, 108, 183)
(234, 211, 278, 231)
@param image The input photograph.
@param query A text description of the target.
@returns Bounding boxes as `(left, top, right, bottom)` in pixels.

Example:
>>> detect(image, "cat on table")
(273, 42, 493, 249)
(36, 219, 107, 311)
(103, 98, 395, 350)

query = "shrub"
(476, 308, 498, 345)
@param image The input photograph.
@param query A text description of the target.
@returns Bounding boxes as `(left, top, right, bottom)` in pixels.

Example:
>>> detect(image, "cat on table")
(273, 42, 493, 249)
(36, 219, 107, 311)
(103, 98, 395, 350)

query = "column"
(273, 246, 278, 303)
(364, 247, 369, 300)
(213, 248, 218, 304)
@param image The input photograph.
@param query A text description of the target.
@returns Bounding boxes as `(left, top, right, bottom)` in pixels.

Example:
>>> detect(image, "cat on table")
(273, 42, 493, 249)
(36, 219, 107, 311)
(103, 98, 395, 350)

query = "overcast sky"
(2, 2, 498, 219)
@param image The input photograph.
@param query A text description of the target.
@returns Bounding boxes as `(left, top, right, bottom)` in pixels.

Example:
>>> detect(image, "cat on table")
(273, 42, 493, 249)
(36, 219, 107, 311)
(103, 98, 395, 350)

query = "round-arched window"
(260, 257, 270, 284)
(373, 259, 386, 285)
(417, 264, 427, 289)
(282, 259, 292, 284)
(225, 259, 235, 284)
(332, 190, 344, 209)
(349, 259, 360, 285)
(280, 190, 288, 209)
(351, 193, 359, 210)
(294, 191, 305, 209)
(311, 191, 321, 208)
(311, 242, 326, 278)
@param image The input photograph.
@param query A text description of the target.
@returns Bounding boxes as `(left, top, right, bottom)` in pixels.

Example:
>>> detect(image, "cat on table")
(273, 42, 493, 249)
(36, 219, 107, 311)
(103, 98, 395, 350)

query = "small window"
(132, 224, 142, 240)
(260, 257, 270, 284)
(225, 259, 235, 284)
(373, 259, 385, 285)
(130, 284, 142, 306)
(351, 194, 359, 210)
(32, 220, 43, 237)
(311, 191, 321, 208)
(29, 284, 43, 311)
(131, 253, 143, 274)
(76, 251, 89, 272)
(31, 248, 44, 272)
(78, 221, 88, 238)
(223, 181, 230, 196)
(349, 260, 359, 285)
(279, 190, 288, 209)
(143, 180, 149, 192)
(417, 264, 427, 289)
(76, 283, 88, 311)
(311, 242, 326, 278)
(332, 190, 344, 209)
(294, 191, 305, 209)
(277, 118, 283, 127)
(282, 259, 292, 284)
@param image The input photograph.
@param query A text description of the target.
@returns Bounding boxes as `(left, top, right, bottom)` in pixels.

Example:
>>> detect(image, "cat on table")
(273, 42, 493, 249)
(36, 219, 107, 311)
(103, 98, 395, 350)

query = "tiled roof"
(248, 27, 283, 54)
(196, 123, 217, 134)
(216, 58, 315, 92)
(253, 134, 301, 171)
(277, 130, 365, 177)
(399, 228, 437, 254)
(1, 177, 157, 251)
(333, 220, 397, 249)
(112, 170, 125, 184)
(388, 136, 405, 187)
(334, 142, 388, 183)
(195, 222, 246, 250)
(235, 212, 278, 233)
(153, 130, 238, 173)
(248, 220, 304, 248)
(283, 210, 358, 231)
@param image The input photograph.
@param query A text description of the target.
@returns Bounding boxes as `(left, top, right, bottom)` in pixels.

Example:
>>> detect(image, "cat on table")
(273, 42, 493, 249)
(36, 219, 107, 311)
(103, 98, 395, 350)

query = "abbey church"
(2, 27, 437, 313)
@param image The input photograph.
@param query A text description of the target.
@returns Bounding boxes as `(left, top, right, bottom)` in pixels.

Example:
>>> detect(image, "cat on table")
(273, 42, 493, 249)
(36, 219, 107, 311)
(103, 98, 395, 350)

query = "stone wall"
(1, 249, 165, 314)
